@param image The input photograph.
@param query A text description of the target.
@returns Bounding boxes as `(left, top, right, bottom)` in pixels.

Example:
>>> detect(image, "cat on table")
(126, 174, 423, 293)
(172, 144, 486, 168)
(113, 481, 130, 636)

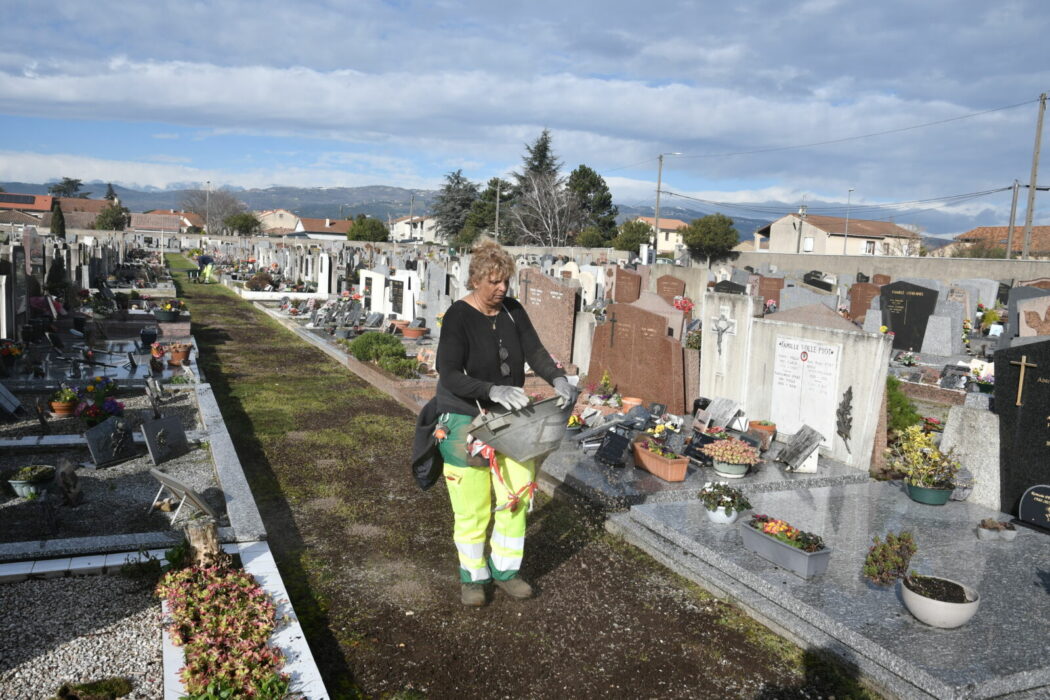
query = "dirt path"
(171, 255, 877, 699)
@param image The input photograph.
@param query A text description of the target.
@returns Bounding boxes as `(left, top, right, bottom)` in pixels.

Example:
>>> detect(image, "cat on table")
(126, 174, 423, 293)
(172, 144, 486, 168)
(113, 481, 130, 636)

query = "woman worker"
(435, 237, 577, 606)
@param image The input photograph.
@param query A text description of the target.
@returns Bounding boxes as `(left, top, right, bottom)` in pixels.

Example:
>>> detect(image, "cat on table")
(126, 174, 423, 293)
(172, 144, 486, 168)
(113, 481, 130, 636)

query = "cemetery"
(1, 223, 1049, 698)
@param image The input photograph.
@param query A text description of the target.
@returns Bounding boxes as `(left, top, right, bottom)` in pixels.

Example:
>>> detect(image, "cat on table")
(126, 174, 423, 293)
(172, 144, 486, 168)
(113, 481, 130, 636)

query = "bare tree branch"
(508, 173, 583, 247)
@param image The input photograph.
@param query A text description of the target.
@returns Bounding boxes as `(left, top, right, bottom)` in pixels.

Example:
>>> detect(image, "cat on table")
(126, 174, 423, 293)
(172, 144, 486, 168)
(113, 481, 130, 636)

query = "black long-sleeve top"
(435, 297, 566, 417)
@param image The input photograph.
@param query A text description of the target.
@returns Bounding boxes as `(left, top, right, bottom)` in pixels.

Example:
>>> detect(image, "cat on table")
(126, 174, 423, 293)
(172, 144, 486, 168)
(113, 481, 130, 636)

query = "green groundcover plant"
(155, 564, 289, 699)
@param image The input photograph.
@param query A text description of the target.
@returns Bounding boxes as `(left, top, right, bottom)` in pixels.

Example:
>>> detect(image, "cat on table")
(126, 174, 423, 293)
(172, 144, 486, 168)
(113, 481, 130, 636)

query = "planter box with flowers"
(153, 299, 187, 323)
(633, 436, 689, 482)
(740, 514, 831, 579)
(701, 437, 761, 479)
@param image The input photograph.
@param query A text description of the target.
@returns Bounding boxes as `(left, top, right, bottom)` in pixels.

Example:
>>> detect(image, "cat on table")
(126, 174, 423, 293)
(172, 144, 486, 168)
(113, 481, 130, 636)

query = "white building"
(389, 215, 438, 243)
(754, 213, 922, 256)
(634, 216, 690, 255)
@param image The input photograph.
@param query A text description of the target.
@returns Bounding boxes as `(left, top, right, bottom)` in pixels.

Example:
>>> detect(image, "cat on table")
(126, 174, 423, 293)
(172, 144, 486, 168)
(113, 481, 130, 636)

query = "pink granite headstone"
(518, 268, 580, 367)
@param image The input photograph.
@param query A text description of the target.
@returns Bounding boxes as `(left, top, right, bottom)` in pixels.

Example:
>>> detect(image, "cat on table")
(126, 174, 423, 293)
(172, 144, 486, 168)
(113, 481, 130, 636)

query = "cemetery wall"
(735, 251, 1050, 285)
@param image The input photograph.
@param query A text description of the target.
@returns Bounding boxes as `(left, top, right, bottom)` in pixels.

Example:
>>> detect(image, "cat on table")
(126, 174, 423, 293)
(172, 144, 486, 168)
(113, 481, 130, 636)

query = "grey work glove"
(553, 376, 579, 409)
(488, 384, 530, 411)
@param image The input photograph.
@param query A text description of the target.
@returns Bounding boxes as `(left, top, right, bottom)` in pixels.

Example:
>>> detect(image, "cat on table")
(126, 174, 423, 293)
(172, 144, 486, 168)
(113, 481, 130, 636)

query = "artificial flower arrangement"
(897, 351, 918, 367)
(703, 426, 731, 440)
(701, 437, 760, 466)
(0, 340, 22, 357)
(921, 416, 944, 433)
(159, 299, 186, 313)
(884, 424, 960, 489)
(585, 369, 622, 408)
(672, 296, 695, 314)
(566, 412, 585, 429)
(150, 342, 167, 359)
(748, 514, 826, 552)
(971, 369, 994, 387)
(698, 482, 752, 516)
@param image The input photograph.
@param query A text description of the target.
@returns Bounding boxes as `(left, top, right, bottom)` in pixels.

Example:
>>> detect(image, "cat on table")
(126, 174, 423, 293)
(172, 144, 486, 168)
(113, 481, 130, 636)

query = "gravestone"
(730, 267, 750, 286)
(141, 416, 190, 465)
(518, 269, 580, 367)
(1017, 485, 1050, 533)
(757, 276, 785, 307)
(712, 280, 745, 295)
(1005, 286, 1050, 342)
(655, 275, 686, 307)
(803, 271, 834, 293)
(0, 382, 28, 421)
(1019, 277, 1050, 291)
(85, 416, 141, 468)
(613, 267, 642, 304)
(770, 336, 840, 444)
(588, 303, 686, 414)
(880, 281, 939, 351)
(1016, 296, 1050, 337)
(777, 425, 823, 472)
(779, 285, 837, 312)
(872, 273, 891, 286)
(954, 278, 1000, 310)
(363, 312, 384, 328)
(995, 338, 1050, 514)
(848, 282, 881, 323)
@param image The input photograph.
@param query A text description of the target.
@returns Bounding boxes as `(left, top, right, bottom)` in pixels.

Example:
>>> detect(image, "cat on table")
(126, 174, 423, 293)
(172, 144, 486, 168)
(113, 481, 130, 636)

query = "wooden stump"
(184, 518, 222, 567)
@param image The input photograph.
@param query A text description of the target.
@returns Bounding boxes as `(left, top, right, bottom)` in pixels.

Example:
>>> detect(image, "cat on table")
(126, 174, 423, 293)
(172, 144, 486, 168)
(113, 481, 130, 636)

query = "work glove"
(488, 384, 529, 411)
(553, 376, 579, 409)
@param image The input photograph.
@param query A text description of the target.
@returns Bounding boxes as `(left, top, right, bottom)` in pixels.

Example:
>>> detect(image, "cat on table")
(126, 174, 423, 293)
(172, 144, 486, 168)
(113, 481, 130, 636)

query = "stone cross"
(712, 313, 735, 355)
(608, 312, 618, 347)
(1010, 354, 1038, 406)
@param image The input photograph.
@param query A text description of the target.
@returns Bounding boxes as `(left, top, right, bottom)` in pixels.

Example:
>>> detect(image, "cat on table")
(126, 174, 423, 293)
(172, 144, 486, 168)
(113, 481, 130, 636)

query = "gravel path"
(0, 574, 164, 699)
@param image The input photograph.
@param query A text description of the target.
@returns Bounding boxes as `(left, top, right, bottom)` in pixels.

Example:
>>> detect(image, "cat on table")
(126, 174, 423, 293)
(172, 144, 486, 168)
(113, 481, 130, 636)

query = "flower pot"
(713, 459, 750, 479)
(401, 326, 428, 339)
(739, 522, 831, 580)
(976, 383, 993, 394)
(906, 483, 952, 505)
(747, 421, 777, 450)
(392, 319, 411, 332)
(169, 348, 191, 366)
(9, 479, 47, 498)
(153, 309, 181, 322)
(900, 576, 979, 629)
(620, 396, 644, 414)
(705, 506, 740, 525)
(632, 440, 688, 482)
(50, 400, 77, 416)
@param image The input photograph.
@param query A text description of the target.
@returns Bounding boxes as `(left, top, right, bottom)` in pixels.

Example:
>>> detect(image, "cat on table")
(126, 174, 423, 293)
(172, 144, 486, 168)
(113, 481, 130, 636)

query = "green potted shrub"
(8, 464, 55, 498)
(698, 481, 752, 524)
(863, 530, 980, 628)
(885, 425, 960, 505)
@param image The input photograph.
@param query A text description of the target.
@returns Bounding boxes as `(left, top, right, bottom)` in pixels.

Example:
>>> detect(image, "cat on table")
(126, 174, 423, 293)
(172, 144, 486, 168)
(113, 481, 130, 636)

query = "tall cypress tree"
(50, 201, 66, 236)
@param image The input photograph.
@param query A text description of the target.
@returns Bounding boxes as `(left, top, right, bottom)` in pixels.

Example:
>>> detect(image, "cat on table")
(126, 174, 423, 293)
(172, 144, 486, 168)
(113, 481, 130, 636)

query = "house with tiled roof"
(256, 209, 299, 235)
(59, 198, 112, 215)
(294, 217, 352, 241)
(41, 210, 101, 230)
(146, 209, 205, 230)
(390, 215, 437, 243)
(126, 213, 181, 235)
(634, 216, 690, 255)
(950, 225, 1050, 259)
(755, 213, 921, 256)
(0, 192, 54, 215)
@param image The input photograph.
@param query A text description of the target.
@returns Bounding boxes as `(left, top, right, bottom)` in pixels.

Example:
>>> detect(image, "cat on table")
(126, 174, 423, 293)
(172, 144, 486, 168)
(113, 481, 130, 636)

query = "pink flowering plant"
(701, 437, 760, 466)
(156, 564, 289, 698)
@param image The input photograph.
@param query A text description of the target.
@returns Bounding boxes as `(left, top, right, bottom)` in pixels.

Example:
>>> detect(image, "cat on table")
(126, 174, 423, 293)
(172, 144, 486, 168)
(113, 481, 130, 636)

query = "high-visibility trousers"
(438, 413, 535, 583)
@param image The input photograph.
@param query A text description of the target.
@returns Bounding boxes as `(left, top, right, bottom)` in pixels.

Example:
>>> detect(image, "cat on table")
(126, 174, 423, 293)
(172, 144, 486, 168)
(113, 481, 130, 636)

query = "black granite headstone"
(995, 338, 1050, 514)
(1017, 485, 1050, 533)
(880, 281, 939, 351)
(595, 424, 634, 467)
(803, 271, 834, 293)
(713, 280, 746, 295)
(85, 416, 141, 468)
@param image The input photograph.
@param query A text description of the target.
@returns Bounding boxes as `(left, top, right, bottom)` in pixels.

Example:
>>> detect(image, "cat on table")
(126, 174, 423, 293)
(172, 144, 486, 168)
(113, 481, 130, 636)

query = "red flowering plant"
(156, 564, 289, 698)
(672, 296, 695, 314)
(922, 416, 944, 433)
(748, 514, 826, 552)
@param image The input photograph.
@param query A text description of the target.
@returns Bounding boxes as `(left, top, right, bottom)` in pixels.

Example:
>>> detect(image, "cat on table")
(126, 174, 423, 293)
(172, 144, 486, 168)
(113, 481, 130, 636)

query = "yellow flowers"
(85, 385, 95, 393)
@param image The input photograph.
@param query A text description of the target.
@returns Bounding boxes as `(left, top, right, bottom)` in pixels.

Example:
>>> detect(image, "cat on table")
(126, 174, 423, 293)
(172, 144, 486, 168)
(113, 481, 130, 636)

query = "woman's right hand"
(488, 385, 529, 411)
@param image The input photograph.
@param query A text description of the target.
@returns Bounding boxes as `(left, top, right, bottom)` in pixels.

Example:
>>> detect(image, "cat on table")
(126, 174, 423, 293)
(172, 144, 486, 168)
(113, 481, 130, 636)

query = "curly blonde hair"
(467, 236, 516, 290)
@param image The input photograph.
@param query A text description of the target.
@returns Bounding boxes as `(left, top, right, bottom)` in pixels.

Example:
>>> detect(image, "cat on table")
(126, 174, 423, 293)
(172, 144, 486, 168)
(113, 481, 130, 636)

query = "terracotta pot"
(392, 319, 410, 331)
(632, 438, 688, 482)
(50, 400, 77, 416)
(401, 326, 428, 339)
(620, 396, 644, 413)
(169, 349, 191, 366)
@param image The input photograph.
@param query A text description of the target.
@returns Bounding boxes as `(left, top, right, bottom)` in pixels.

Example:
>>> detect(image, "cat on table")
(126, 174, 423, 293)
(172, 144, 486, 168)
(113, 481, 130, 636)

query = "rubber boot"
(493, 576, 533, 599)
(461, 583, 486, 607)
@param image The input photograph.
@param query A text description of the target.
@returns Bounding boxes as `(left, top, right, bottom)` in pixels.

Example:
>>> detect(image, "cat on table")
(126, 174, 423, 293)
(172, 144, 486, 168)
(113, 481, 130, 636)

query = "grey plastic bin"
(469, 397, 570, 462)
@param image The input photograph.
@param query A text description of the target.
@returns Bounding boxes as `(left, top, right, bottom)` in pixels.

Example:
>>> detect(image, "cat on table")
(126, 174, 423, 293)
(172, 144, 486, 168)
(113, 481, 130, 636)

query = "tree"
(47, 177, 90, 198)
(567, 164, 618, 239)
(181, 188, 245, 234)
(432, 170, 479, 241)
(575, 226, 607, 248)
(508, 172, 583, 247)
(459, 177, 514, 247)
(104, 183, 118, 201)
(94, 203, 130, 231)
(348, 215, 389, 242)
(224, 212, 261, 236)
(681, 213, 739, 266)
(612, 220, 652, 252)
(516, 129, 561, 184)
(50, 202, 66, 236)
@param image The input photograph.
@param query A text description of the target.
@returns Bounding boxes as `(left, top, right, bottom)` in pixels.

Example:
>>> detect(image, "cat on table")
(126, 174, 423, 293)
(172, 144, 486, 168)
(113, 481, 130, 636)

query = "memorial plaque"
(595, 425, 634, 467)
(144, 386, 162, 419)
(146, 377, 167, 400)
(777, 425, 824, 471)
(1017, 485, 1050, 533)
(770, 336, 840, 443)
(872, 274, 891, 286)
(85, 416, 141, 468)
(995, 338, 1050, 514)
(713, 280, 745, 295)
(141, 416, 190, 465)
(363, 312, 384, 328)
(148, 469, 219, 521)
(856, 272, 870, 283)
(880, 281, 939, 351)
(389, 279, 404, 317)
(706, 397, 741, 430)
(848, 282, 881, 323)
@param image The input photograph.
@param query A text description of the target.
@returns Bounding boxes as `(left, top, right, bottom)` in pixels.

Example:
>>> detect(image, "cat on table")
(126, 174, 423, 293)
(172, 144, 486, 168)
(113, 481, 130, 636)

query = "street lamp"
(653, 152, 681, 262)
(843, 187, 854, 254)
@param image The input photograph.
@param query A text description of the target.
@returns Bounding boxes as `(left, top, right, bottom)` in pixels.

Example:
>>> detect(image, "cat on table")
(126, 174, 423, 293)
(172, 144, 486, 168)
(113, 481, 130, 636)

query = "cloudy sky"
(1, 0, 1049, 234)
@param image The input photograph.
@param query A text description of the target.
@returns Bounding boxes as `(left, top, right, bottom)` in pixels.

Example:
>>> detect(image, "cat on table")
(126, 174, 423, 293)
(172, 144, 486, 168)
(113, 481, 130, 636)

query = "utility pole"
(1021, 92, 1046, 260)
(1006, 180, 1020, 259)
(653, 152, 681, 262)
(205, 180, 210, 235)
(494, 177, 501, 239)
(843, 187, 854, 254)
(795, 203, 808, 254)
